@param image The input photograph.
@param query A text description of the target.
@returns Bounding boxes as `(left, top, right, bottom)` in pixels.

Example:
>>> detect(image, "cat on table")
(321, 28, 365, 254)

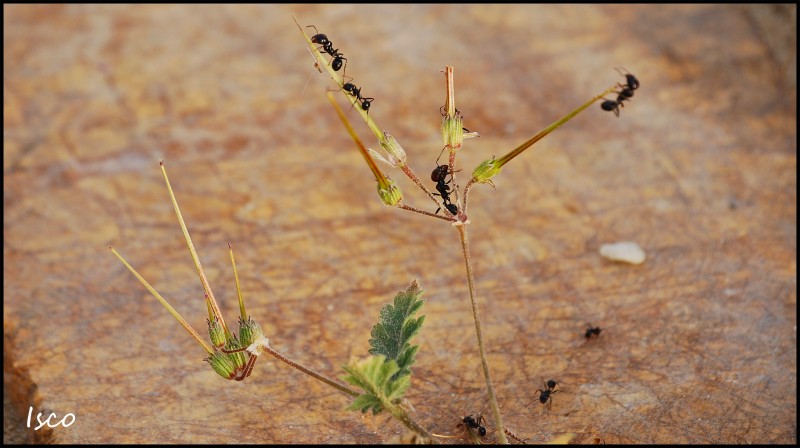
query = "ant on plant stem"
(600, 68, 640, 117)
(430, 148, 460, 215)
(307, 25, 348, 74)
(342, 81, 375, 113)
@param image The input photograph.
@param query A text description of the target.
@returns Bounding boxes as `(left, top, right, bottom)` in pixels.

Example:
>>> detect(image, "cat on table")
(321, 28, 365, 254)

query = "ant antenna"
(435, 145, 448, 165)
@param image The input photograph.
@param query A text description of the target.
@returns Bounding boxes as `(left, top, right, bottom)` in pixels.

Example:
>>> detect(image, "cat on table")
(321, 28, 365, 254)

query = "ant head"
(546, 379, 558, 390)
(431, 164, 450, 182)
(445, 203, 459, 215)
(360, 97, 372, 111)
(308, 26, 329, 45)
(615, 67, 639, 90)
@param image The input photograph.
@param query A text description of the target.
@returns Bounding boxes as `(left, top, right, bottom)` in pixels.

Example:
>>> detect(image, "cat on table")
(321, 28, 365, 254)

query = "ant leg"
(547, 390, 559, 411)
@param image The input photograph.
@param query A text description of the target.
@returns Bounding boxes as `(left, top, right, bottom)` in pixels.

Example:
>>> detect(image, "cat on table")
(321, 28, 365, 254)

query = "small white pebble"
(599, 241, 646, 265)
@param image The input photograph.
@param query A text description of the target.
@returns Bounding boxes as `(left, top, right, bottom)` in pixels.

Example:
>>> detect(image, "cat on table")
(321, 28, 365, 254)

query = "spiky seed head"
(379, 132, 407, 166)
(238, 317, 264, 348)
(442, 113, 465, 150)
(377, 178, 403, 206)
(207, 316, 227, 348)
(472, 157, 502, 184)
(206, 352, 237, 380)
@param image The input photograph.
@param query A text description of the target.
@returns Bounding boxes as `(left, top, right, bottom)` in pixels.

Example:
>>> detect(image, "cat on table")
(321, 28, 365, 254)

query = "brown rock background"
(4, 4, 796, 444)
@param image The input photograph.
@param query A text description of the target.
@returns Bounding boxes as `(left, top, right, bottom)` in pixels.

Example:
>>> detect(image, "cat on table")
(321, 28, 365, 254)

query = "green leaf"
(367, 280, 425, 380)
(342, 355, 410, 415)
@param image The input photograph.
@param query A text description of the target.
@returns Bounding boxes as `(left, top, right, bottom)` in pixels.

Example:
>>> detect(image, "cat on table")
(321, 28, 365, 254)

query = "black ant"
(307, 25, 348, 74)
(585, 323, 603, 339)
(533, 379, 559, 410)
(601, 69, 639, 117)
(461, 414, 487, 437)
(616, 67, 640, 91)
(600, 99, 621, 117)
(433, 176, 458, 215)
(306, 25, 329, 46)
(431, 151, 460, 215)
(342, 81, 375, 113)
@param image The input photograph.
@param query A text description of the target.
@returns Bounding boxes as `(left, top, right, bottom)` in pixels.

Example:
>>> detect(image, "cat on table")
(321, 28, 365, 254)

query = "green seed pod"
(238, 317, 264, 348)
(207, 317, 227, 348)
(224, 339, 248, 369)
(472, 158, 502, 184)
(442, 114, 464, 150)
(379, 132, 407, 167)
(377, 178, 403, 206)
(206, 352, 237, 380)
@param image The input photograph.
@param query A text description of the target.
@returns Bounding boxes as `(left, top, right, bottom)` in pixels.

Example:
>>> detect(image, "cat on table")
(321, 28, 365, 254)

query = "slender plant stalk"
(442, 66, 508, 443)
(110, 246, 215, 355)
(399, 164, 447, 210)
(160, 161, 232, 339)
(257, 344, 360, 398)
(257, 345, 436, 440)
(457, 224, 508, 444)
(386, 404, 435, 442)
(396, 204, 456, 222)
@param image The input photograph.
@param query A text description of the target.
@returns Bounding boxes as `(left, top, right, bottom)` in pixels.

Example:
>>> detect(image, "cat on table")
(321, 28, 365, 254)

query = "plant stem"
(160, 161, 231, 339)
(385, 402, 436, 442)
(261, 342, 434, 440)
(396, 204, 456, 222)
(258, 344, 360, 398)
(399, 164, 444, 209)
(109, 246, 215, 355)
(456, 224, 508, 444)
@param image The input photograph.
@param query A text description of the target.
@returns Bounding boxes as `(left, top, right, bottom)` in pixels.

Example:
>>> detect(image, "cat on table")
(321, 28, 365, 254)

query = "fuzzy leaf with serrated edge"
(368, 280, 425, 380)
(343, 355, 411, 415)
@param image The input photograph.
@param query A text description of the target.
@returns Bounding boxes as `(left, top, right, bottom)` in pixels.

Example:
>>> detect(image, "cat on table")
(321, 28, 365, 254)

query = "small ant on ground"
(533, 379, 559, 410)
(585, 323, 604, 339)
(431, 412, 488, 441)
(461, 414, 487, 437)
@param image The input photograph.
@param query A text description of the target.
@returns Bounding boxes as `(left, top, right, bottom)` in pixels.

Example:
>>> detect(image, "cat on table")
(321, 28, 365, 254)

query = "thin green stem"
(385, 402, 436, 443)
(110, 246, 214, 355)
(160, 161, 231, 339)
(258, 344, 360, 398)
(260, 343, 434, 441)
(495, 86, 619, 168)
(228, 243, 247, 320)
(456, 225, 508, 444)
